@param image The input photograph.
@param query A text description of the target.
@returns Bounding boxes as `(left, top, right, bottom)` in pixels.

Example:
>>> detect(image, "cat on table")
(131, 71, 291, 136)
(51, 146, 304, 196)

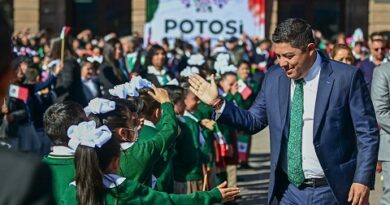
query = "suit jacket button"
(315, 144, 320, 148)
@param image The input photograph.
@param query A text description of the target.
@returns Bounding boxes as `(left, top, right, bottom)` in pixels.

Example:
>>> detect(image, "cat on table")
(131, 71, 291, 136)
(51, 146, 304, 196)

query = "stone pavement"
(236, 127, 383, 205)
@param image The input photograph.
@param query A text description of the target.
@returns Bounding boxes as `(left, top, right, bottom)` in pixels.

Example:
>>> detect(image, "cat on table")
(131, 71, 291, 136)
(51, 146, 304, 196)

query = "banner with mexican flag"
(145, 0, 265, 44)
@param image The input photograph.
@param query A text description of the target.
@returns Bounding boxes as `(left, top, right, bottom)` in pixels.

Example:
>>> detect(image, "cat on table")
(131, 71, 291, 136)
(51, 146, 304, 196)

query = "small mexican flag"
(213, 124, 228, 157)
(9, 84, 29, 103)
(238, 141, 249, 162)
(238, 79, 252, 100)
(60, 26, 71, 39)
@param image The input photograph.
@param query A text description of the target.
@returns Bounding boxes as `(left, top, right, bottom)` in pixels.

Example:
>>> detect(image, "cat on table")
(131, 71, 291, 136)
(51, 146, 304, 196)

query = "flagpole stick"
(202, 164, 208, 191)
(60, 37, 65, 64)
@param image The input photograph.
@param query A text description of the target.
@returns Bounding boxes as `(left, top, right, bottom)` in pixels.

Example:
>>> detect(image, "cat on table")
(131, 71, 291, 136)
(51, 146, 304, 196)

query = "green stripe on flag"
(146, 0, 159, 22)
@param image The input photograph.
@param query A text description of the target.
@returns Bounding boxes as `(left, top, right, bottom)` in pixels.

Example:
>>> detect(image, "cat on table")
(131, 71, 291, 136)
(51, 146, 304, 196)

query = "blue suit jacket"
(218, 55, 379, 205)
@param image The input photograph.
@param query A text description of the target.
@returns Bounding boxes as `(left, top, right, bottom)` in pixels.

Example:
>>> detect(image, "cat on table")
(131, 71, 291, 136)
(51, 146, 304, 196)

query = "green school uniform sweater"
(140, 121, 176, 193)
(194, 103, 216, 168)
(173, 112, 205, 182)
(42, 154, 75, 204)
(154, 118, 176, 193)
(61, 179, 222, 205)
(119, 102, 178, 186)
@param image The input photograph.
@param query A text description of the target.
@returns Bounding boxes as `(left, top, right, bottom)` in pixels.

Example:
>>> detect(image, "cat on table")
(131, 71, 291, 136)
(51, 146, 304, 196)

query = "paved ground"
(236, 127, 383, 205)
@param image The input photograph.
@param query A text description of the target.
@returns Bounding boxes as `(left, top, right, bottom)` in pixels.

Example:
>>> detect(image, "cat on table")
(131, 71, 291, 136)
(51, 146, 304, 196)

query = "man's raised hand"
(188, 74, 219, 106)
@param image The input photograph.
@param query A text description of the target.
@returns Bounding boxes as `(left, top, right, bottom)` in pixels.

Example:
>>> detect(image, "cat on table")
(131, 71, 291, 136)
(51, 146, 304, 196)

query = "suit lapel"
(313, 58, 334, 140)
(278, 72, 291, 138)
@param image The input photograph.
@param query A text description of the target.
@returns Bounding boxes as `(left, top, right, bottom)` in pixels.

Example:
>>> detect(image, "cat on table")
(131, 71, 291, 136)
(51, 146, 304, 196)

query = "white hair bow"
(180, 66, 200, 77)
(84, 98, 116, 116)
(187, 54, 205, 66)
(217, 64, 237, 75)
(109, 83, 139, 99)
(68, 121, 112, 150)
(214, 60, 229, 71)
(129, 76, 153, 90)
(167, 79, 179, 86)
(216, 53, 230, 62)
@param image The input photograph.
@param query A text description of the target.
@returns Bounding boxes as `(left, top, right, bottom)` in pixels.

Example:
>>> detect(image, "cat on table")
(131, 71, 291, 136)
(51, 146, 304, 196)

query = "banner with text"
(145, 0, 266, 43)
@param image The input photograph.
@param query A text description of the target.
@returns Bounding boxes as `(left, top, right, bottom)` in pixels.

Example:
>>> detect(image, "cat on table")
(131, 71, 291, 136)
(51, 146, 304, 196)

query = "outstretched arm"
(189, 74, 268, 135)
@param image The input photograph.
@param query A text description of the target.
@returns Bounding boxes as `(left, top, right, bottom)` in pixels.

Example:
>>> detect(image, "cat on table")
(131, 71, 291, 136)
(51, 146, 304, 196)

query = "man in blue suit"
(189, 18, 379, 205)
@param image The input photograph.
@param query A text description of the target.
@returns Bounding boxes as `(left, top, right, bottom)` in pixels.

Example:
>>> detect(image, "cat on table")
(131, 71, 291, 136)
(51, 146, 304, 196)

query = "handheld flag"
(60, 26, 71, 39)
(9, 84, 29, 103)
(237, 79, 252, 100)
(60, 26, 70, 64)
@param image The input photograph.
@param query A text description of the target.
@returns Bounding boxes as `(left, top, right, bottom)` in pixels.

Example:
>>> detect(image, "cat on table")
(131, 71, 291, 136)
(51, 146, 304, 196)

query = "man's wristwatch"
(212, 97, 224, 110)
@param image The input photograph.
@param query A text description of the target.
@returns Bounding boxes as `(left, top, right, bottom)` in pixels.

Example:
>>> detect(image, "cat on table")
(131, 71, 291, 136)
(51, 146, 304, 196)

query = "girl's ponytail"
(75, 146, 105, 205)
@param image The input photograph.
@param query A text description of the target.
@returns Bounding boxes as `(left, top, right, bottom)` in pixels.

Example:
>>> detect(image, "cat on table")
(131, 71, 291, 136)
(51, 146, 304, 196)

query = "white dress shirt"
(290, 52, 324, 179)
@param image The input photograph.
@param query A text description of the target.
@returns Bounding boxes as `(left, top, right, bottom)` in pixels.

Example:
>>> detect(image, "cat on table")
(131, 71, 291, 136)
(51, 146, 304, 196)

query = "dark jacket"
(0, 148, 55, 205)
(53, 58, 86, 105)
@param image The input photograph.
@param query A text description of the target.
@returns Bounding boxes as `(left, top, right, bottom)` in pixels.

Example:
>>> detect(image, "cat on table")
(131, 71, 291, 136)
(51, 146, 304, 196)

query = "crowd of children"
(41, 75, 242, 204)
(0, 28, 268, 204)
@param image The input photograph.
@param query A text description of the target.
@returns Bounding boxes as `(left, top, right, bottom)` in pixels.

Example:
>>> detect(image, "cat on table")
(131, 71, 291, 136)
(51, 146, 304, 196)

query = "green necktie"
(287, 79, 305, 187)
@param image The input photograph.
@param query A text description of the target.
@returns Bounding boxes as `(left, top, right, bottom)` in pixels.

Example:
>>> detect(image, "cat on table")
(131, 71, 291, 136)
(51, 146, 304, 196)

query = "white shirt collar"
(50, 146, 75, 156)
(183, 110, 199, 122)
(302, 52, 322, 83)
(120, 142, 135, 150)
(143, 120, 156, 128)
(369, 55, 388, 64)
(147, 65, 167, 76)
(177, 115, 186, 123)
(70, 174, 126, 188)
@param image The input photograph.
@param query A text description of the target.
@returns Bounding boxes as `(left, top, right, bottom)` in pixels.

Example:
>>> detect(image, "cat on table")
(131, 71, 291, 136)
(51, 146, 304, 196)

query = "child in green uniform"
(42, 102, 87, 203)
(61, 109, 239, 204)
(236, 60, 262, 168)
(138, 90, 160, 142)
(138, 89, 176, 193)
(91, 88, 178, 188)
(217, 72, 241, 188)
(173, 88, 209, 193)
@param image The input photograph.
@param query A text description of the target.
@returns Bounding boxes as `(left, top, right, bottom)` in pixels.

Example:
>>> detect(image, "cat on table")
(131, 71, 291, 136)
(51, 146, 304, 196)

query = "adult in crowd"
(80, 60, 101, 103)
(357, 37, 388, 90)
(189, 18, 379, 205)
(371, 62, 390, 205)
(0, 10, 55, 205)
(51, 38, 86, 105)
(330, 44, 354, 65)
(142, 44, 173, 87)
(99, 38, 130, 96)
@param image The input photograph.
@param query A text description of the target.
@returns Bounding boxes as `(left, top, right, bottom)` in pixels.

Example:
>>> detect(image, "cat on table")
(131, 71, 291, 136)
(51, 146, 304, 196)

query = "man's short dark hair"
(43, 102, 87, 146)
(370, 32, 384, 41)
(272, 18, 315, 50)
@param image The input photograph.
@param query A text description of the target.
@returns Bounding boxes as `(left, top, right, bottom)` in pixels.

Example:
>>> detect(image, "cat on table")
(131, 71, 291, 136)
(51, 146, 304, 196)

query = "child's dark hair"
(75, 137, 121, 205)
(90, 98, 139, 139)
(221, 71, 237, 81)
(237, 60, 251, 69)
(43, 102, 87, 146)
(25, 67, 40, 83)
(163, 85, 185, 104)
(138, 88, 161, 120)
(145, 44, 166, 67)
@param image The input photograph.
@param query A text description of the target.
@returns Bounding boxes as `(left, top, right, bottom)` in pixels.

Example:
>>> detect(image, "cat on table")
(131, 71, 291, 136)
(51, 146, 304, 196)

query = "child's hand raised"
(217, 181, 240, 203)
(1, 105, 8, 114)
(54, 63, 64, 76)
(201, 119, 215, 131)
(148, 85, 171, 104)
